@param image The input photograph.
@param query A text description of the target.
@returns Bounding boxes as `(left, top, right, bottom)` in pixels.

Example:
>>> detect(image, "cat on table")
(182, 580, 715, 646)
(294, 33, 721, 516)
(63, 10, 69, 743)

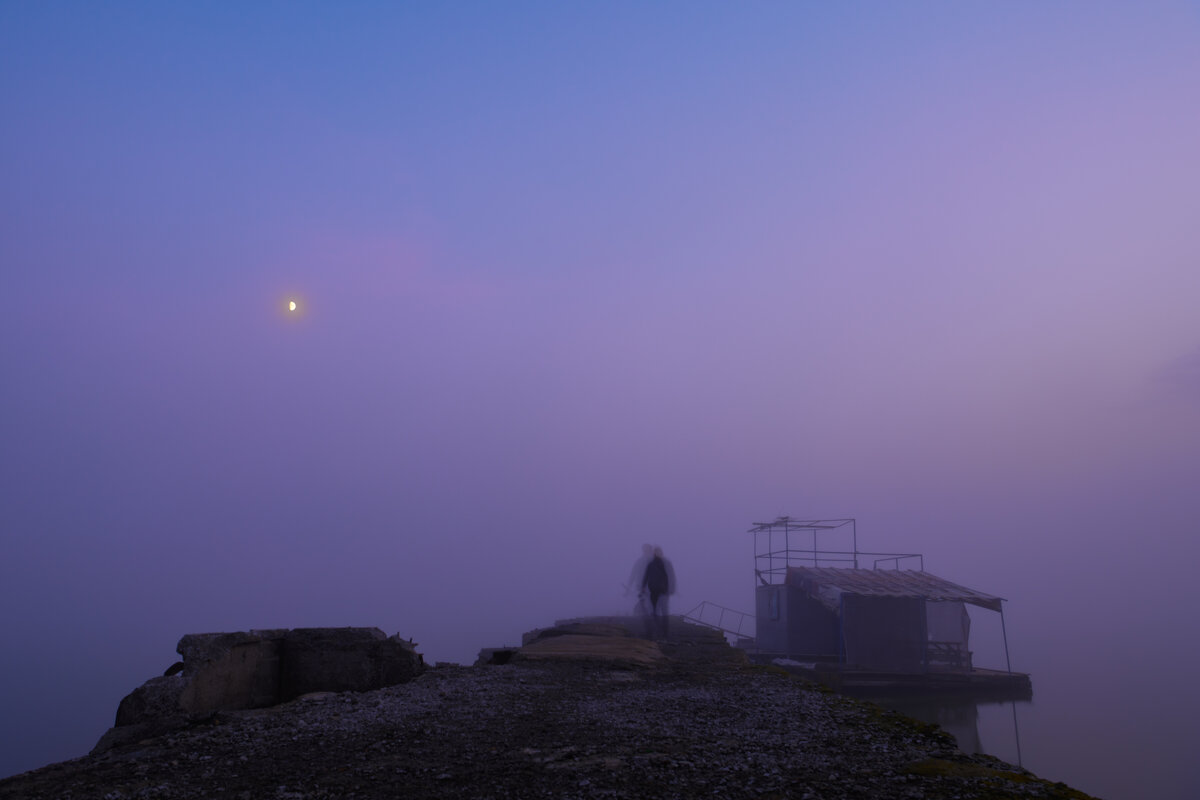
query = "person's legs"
(645, 590, 664, 639)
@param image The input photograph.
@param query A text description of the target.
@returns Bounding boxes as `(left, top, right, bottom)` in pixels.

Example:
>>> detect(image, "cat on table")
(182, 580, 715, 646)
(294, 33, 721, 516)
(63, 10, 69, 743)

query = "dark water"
(867, 686, 1197, 800)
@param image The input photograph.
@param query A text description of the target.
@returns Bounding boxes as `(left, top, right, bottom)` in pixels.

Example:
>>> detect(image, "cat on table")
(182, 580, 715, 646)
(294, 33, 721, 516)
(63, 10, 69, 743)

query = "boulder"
(114, 674, 187, 727)
(99, 674, 192, 755)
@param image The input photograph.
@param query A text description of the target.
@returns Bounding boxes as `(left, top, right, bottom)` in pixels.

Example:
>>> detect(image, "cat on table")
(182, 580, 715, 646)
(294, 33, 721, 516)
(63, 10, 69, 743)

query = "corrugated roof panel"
(785, 567, 1004, 612)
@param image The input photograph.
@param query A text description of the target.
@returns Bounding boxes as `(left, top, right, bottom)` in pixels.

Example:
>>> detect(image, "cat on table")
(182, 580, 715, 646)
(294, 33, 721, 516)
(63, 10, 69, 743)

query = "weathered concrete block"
(176, 632, 281, 713)
(279, 628, 423, 701)
(97, 626, 425, 755)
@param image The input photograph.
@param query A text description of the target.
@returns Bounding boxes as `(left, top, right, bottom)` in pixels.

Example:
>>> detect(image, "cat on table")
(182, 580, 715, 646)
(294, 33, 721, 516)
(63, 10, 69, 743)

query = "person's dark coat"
(642, 556, 670, 595)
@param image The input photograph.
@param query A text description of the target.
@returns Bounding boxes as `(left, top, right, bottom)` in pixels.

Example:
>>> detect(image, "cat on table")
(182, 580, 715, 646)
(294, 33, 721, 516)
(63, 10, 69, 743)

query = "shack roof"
(785, 567, 1005, 613)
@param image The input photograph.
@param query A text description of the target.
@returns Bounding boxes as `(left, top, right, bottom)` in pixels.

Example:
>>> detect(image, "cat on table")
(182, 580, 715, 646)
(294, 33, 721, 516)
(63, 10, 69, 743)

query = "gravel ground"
(0, 653, 1094, 800)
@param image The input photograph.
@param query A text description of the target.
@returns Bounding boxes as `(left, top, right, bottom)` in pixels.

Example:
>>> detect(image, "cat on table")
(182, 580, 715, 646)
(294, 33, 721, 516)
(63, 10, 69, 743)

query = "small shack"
(748, 517, 1014, 676)
(756, 566, 1000, 672)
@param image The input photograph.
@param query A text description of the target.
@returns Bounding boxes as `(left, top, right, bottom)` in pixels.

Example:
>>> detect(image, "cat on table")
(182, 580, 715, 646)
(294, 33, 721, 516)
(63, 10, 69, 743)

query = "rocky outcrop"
(3, 643, 1097, 800)
(93, 627, 423, 753)
(112, 674, 188, 727)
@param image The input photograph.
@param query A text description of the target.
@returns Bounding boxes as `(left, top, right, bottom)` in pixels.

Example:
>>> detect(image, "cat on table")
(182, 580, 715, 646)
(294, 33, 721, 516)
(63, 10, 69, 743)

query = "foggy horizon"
(3, 3, 1199, 798)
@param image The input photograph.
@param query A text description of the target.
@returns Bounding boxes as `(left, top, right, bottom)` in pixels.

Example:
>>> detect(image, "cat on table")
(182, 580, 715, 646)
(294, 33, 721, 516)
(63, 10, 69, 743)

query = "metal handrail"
(753, 549, 927, 583)
(872, 553, 924, 570)
(683, 601, 756, 639)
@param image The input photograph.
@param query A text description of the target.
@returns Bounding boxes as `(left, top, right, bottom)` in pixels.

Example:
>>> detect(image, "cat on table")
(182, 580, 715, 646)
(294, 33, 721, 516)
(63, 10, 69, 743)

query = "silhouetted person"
(626, 543, 654, 615)
(641, 546, 676, 640)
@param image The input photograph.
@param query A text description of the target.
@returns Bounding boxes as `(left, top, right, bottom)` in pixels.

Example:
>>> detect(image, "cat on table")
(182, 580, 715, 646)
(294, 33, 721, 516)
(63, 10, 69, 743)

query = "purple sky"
(3, 3, 1200, 797)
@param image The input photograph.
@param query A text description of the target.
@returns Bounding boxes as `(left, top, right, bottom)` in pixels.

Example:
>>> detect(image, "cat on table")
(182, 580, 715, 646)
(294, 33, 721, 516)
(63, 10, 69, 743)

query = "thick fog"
(3, 4, 1199, 798)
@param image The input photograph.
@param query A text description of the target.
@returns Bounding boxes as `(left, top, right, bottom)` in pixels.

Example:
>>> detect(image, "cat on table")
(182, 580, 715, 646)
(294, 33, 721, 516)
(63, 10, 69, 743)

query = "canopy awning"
(785, 566, 1005, 613)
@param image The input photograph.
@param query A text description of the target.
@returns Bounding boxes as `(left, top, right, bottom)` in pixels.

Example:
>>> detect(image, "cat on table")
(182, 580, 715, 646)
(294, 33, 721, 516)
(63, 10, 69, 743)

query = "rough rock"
(113, 674, 187, 727)
(279, 627, 423, 700)
(0, 622, 1097, 800)
(92, 626, 424, 754)
(176, 631, 283, 714)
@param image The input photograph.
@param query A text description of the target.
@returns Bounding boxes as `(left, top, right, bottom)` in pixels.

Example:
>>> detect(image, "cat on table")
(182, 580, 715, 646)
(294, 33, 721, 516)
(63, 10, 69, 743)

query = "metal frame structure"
(750, 516, 924, 585)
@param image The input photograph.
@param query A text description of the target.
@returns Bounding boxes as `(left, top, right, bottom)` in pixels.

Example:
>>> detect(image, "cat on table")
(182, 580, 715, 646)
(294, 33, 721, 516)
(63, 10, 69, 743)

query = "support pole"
(999, 602, 1022, 766)
(999, 604, 1013, 674)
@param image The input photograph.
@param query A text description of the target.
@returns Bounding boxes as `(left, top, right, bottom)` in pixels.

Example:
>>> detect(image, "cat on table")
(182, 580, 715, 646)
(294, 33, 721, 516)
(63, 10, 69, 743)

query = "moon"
(288, 300, 297, 312)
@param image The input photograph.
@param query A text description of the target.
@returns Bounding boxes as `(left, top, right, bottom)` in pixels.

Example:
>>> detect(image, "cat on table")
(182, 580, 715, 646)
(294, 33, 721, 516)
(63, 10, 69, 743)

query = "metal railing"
(683, 601, 756, 639)
(751, 518, 926, 581)
(872, 553, 924, 570)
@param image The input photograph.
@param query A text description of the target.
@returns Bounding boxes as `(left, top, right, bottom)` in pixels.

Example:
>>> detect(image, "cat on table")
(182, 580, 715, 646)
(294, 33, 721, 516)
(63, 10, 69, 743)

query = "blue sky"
(3, 3, 1200, 796)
